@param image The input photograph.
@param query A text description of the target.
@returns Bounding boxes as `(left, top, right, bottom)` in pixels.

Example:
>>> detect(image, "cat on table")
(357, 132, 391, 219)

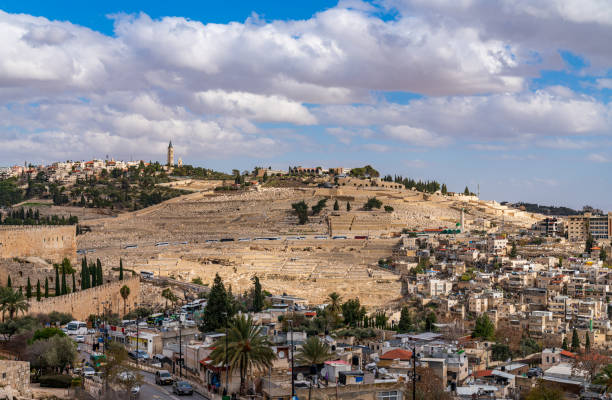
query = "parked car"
(75, 335, 85, 343)
(527, 367, 543, 378)
(172, 381, 194, 395)
(130, 385, 140, 398)
(155, 370, 173, 385)
(83, 367, 95, 378)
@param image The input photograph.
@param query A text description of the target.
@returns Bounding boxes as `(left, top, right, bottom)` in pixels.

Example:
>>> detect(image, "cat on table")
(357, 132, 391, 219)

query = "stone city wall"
(27, 275, 140, 320)
(0, 225, 76, 263)
(0, 360, 31, 399)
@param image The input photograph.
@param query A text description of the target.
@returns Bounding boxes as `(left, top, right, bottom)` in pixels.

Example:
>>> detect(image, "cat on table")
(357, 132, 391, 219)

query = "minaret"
(460, 208, 465, 233)
(167, 141, 174, 167)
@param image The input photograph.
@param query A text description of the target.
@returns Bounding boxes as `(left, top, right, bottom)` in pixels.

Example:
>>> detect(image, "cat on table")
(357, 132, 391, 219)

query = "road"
(76, 341, 208, 400)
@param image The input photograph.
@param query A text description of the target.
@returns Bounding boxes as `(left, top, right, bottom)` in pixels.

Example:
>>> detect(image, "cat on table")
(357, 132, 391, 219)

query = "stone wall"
(0, 360, 31, 399)
(0, 225, 76, 263)
(27, 275, 140, 320)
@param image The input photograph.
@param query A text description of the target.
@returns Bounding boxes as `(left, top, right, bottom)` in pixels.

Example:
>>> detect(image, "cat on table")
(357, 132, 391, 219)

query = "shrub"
(39, 374, 72, 388)
(384, 205, 394, 213)
(363, 197, 382, 210)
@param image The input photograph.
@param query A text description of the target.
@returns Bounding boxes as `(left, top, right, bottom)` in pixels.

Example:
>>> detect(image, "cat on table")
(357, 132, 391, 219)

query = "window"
(377, 391, 401, 400)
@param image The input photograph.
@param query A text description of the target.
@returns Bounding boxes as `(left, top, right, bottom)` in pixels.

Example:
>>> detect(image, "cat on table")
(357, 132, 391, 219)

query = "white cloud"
(587, 153, 610, 163)
(595, 78, 612, 89)
(383, 125, 451, 147)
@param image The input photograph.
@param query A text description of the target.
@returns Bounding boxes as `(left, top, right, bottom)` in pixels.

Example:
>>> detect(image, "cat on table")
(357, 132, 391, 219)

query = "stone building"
(167, 141, 174, 167)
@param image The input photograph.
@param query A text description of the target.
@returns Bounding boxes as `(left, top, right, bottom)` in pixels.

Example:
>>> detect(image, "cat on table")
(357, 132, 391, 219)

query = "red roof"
(473, 370, 493, 378)
(560, 350, 576, 359)
(380, 349, 413, 361)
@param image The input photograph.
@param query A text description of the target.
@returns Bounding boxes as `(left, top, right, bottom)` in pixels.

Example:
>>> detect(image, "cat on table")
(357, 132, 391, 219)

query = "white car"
(75, 335, 85, 343)
(83, 367, 95, 377)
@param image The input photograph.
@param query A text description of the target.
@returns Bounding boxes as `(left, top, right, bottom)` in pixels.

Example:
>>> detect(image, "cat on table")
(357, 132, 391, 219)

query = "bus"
(66, 321, 88, 335)
(140, 271, 154, 279)
(147, 313, 164, 326)
(90, 353, 106, 368)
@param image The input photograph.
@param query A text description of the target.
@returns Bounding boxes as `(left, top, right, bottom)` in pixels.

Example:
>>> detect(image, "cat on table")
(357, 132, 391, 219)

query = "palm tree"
(120, 285, 130, 316)
(161, 288, 177, 309)
(296, 336, 332, 367)
(327, 292, 342, 314)
(0, 287, 30, 321)
(210, 314, 276, 394)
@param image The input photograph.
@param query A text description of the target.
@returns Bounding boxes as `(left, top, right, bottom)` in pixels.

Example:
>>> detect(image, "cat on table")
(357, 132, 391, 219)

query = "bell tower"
(167, 141, 174, 167)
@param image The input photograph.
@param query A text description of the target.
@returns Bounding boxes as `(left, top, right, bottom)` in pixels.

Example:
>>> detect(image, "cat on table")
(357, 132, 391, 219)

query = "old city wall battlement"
(27, 275, 140, 320)
(0, 225, 76, 263)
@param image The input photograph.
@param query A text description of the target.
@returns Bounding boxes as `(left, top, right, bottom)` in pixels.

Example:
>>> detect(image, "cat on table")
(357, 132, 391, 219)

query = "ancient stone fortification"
(0, 360, 30, 399)
(0, 225, 76, 263)
(27, 276, 140, 320)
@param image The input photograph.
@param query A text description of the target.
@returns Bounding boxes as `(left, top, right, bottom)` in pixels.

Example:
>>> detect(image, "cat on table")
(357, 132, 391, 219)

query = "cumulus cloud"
(383, 125, 450, 147)
(317, 89, 612, 140)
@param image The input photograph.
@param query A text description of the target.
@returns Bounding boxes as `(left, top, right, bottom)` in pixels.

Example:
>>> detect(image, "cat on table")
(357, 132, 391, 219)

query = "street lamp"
(223, 312, 229, 397)
(288, 319, 295, 398)
(174, 322, 183, 378)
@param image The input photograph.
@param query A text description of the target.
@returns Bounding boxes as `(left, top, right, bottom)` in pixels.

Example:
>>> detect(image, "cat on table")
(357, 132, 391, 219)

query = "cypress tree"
(26, 277, 32, 299)
(119, 259, 124, 280)
(571, 328, 580, 352)
(586, 333, 591, 353)
(55, 266, 60, 295)
(44, 277, 49, 298)
(346, 202, 351, 211)
(19, 287, 22, 295)
(61, 269, 67, 295)
(36, 280, 41, 301)
(72, 272, 76, 292)
(201, 273, 228, 331)
(97, 264, 103, 286)
(90, 262, 96, 287)
(251, 276, 264, 312)
(81, 257, 88, 289)
(562, 337, 568, 350)
(6, 275, 11, 288)
(333, 200, 339, 211)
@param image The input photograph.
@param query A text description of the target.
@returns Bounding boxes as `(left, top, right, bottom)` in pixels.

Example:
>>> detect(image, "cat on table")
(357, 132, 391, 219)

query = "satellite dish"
(279, 351, 285, 359)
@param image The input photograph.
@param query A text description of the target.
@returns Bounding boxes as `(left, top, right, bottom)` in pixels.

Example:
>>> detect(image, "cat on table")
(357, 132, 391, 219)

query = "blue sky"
(0, 0, 611, 210)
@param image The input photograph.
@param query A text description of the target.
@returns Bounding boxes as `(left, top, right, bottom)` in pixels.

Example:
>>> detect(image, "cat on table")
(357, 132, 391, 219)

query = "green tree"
(26, 277, 32, 299)
(397, 306, 413, 333)
(562, 337, 568, 350)
(586, 333, 591, 353)
(327, 292, 342, 314)
(0, 287, 30, 320)
(251, 276, 264, 313)
(119, 259, 124, 280)
(44, 277, 48, 298)
(346, 202, 351, 211)
(364, 197, 382, 210)
(333, 199, 339, 211)
(81, 257, 88, 289)
(296, 336, 332, 366)
(54, 265, 60, 295)
(96, 260, 103, 285)
(161, 288, 178, 309)
(491, 343, 512, 361)
(6, 275, 11, 288)
(510, 242, 517, 258)
(571, 328, 580, 352)
(472, 314, 495, 340)
(31, 327, 66, 342)
(209, 314, 276, 394)
(525, 381, 564, 400)
(61, 269, 67, 295)
(201, 274, 229, 332)
(291, 201, 309, 224)
(36, 280, 41, 302)
(601, 249, 608, 262)
(464, 186, 470, 195)
(341, 298, 366, 327)
(425, 311, 437, 332)
(585, 233, 594, 254)
(120, 285, 130, 317)
(441, 184, 448, 195)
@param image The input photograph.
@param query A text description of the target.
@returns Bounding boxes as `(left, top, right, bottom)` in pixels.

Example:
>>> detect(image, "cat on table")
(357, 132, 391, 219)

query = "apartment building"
(567, 212, 612, 241)
(532, 217, 565, 237)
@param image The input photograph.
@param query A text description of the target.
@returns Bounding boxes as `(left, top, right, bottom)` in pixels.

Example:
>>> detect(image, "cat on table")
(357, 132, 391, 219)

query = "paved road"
(76, 342, 208, 400)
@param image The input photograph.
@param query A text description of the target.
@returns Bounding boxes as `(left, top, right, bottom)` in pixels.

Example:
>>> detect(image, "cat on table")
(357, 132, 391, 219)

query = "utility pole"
(412, 343, 417, 400)
(289, 319, 295, 399)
